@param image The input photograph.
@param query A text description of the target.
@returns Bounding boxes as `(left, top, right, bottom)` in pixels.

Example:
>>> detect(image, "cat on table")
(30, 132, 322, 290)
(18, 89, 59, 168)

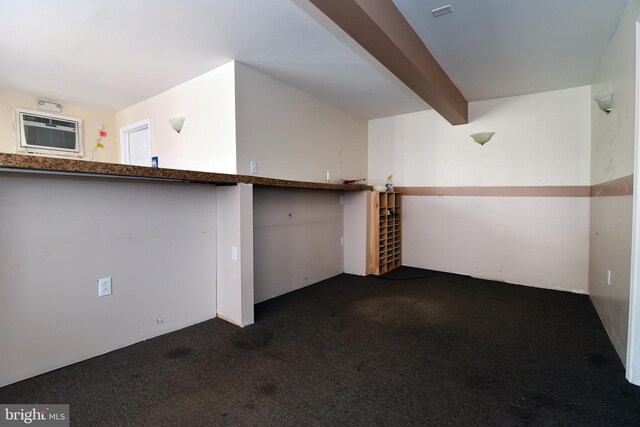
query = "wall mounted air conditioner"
(14, 108, 83, 157)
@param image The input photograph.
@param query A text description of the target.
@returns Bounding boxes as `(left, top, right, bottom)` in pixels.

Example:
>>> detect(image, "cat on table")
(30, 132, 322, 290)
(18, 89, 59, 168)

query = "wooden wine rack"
(369, 191, 402, 275)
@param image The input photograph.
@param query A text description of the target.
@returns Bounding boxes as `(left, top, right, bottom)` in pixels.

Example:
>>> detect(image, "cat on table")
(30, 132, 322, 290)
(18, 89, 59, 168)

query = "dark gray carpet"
(1, 268, 639, 426)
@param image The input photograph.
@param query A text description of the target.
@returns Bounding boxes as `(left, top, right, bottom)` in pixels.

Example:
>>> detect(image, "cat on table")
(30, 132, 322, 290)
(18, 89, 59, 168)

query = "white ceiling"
(392, 0, 629, 102)
(0, 0, 426, 119)
(0, 0, 630, 119)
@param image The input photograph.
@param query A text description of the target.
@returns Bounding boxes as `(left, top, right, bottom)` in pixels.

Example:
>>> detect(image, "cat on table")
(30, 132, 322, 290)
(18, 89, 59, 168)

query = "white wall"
(114, 61, 367, 181)
(234, 63, 368, 302)
(115, 62, 236, 173)
(0, 173, 217, 387)
(589, 0, 640, 366)
(235, 62, 367, 183)
(404, 196, 590, 292)
(369, 86, 591, 187)
(369, 86, 592, 292)
(343, 191, 369, 276)
(591, 14, 637, 185)
(591, 195, 633, 359)
(0, 89, 118, 163)
(253, 188, 344, 303)
(216, 184, 254, 327)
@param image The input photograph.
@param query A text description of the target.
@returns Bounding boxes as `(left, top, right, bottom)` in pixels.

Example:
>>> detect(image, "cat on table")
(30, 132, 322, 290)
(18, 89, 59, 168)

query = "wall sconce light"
(470, 132, 495, 145)
(169, 117, 186, 133)
(593, 92, 613, 113)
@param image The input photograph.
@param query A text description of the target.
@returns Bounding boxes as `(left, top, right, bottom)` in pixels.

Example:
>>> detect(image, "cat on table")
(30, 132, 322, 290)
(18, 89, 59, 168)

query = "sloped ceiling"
(0, 0, 629, 119)
(392, 0, 629, 101)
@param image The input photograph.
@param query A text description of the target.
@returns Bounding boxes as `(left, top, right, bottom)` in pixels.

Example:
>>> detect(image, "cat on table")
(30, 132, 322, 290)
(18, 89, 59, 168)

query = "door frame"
(627, 21, 640, 386)
(120, 119, 151, 165)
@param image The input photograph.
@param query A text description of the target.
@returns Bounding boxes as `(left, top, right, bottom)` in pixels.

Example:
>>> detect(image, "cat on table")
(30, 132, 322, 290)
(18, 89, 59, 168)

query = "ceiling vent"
(432, 5, 453, 17)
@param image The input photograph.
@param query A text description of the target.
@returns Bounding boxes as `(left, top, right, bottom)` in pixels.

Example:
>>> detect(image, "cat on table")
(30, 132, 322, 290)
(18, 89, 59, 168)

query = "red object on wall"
(100, 130, 107, 137)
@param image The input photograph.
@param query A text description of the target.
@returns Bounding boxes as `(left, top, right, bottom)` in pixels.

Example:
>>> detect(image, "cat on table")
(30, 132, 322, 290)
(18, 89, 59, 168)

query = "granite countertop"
(0, 153, 369, 192)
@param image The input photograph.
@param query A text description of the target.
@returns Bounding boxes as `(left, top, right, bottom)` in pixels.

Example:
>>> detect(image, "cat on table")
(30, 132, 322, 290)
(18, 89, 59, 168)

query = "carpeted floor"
(1, 267, 640, 426)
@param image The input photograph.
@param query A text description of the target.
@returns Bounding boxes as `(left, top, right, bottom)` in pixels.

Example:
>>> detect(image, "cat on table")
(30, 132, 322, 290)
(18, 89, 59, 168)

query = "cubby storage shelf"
(369, 191, 402, 275)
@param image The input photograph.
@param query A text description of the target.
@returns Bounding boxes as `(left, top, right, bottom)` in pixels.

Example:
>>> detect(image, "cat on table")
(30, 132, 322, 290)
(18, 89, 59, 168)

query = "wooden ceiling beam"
(308, 0, 468, 125)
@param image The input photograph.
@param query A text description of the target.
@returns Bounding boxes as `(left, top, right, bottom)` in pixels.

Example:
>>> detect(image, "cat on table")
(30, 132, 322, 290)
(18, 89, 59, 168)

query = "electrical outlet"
(98, 277, 112, 296)
(232, 246, 238, 261)
(340, 236, 344, 246)
(607, 269, 612, 286)
(250, 161, 257, 174)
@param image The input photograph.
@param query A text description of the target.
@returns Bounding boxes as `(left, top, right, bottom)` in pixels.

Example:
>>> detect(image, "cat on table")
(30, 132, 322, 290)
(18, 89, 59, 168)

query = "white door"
(120, 120, 151, 166)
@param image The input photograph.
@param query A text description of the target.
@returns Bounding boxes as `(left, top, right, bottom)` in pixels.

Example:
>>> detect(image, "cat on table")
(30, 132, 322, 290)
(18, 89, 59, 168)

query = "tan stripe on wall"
(590, 175, 634, 197)
(396, 186, 591, 197)
(396, 175, 634, 198)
